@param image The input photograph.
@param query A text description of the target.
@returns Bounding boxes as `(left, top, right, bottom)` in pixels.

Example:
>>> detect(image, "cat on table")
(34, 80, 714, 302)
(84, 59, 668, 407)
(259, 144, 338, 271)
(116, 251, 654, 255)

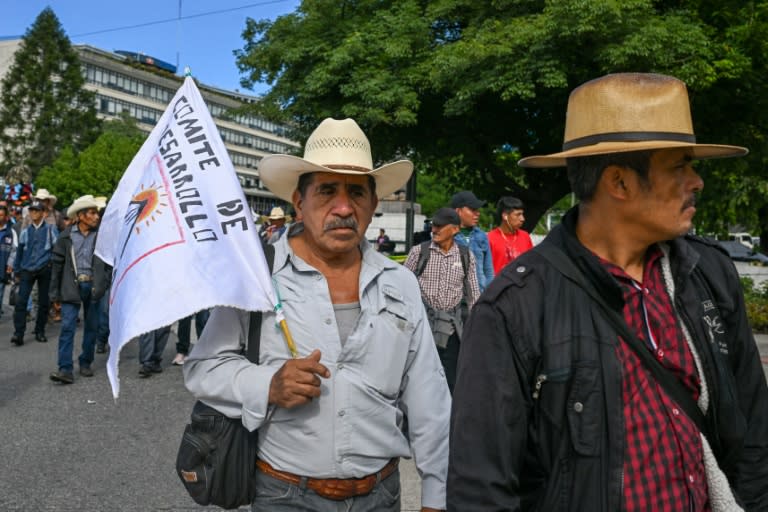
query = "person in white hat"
(49, 195, 104, 384)
(449, 73, 768, 511)
(23, 188, 64, 231)
(263, 206, 288, 245)
(184, 118, 450, 511)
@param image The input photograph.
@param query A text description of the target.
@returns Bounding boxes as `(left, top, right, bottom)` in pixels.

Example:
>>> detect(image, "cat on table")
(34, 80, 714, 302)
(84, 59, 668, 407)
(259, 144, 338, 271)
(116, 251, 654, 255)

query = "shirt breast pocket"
(362, 296, 415, 398)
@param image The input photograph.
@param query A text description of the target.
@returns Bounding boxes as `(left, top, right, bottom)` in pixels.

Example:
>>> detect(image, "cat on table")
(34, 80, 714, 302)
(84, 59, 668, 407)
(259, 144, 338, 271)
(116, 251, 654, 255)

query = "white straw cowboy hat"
(34, 188, 57, 204)
(258, 118, 413, 202)
(67, 195, 101, 219)
(518, 73, 748, 168)
(268, 206, 286, 220)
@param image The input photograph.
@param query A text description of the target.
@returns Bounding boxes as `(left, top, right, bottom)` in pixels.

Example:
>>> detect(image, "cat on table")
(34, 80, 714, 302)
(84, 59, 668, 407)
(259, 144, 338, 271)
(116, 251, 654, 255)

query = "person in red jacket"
(486, 196, 533, 275)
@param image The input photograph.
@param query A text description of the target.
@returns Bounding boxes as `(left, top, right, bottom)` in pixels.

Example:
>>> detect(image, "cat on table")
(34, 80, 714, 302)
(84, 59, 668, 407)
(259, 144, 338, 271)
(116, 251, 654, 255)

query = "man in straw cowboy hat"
(49, 195, 105, 384)
(263, 205, 288, 245)
(449, 73, 768, 511)
(185, 118, 450, 511)
(24, 188, 64, 231)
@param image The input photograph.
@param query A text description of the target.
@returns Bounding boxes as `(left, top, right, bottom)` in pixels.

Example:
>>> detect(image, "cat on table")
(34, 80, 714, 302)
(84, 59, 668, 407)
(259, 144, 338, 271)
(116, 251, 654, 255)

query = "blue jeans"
(0, 279, 6, 316)
(176, 309, 210, 354)
(138, 325, 171, 367)
(57, 282, 99, 372)
(13, 266, 51, 337)
(96, 293, 109, 346)
(251, 467, 400, 512)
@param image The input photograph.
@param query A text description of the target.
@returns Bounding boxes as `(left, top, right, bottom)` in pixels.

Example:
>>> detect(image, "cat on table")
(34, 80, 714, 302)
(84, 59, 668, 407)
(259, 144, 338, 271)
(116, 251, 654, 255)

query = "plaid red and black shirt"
(599, 246, 710, 511)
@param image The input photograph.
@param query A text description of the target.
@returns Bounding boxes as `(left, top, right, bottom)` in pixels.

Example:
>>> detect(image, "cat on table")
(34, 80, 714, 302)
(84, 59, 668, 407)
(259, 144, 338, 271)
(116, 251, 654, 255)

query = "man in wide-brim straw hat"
(23, 188, 63, 230)
(262, 206, 289, 245)
(450, 73, 768, 511)
(185, 118, 451, 511)
(49, 195, 105, 384)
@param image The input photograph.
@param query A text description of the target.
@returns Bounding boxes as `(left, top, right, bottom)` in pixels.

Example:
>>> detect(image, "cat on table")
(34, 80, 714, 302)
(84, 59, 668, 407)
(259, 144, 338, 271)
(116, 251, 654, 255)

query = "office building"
(0, 38, 299, 214)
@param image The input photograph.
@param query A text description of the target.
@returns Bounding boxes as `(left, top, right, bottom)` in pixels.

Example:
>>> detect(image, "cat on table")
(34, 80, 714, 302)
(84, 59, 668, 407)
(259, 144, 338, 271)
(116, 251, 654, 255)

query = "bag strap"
(533, 243, 710, 439)
(415, 240, 431, 277)
(458, 244, 471, 303)
(245, 243, 275, 364)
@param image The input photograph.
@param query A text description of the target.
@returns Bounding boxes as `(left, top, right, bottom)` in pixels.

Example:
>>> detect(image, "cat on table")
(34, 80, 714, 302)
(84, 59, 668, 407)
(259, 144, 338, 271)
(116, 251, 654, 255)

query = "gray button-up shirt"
(184, 232, 451, 508)
(71, 226, 96, 277)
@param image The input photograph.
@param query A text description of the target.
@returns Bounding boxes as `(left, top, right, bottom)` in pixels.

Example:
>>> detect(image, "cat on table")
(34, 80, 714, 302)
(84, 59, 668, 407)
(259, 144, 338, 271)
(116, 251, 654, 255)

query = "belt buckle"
(77, 274, 91, 282)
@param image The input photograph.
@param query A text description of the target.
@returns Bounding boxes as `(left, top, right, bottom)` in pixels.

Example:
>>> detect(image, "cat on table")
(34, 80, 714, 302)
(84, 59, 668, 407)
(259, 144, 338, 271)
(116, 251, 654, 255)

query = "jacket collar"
(546, 207, 625, 310)
(546, 206, 701, 310)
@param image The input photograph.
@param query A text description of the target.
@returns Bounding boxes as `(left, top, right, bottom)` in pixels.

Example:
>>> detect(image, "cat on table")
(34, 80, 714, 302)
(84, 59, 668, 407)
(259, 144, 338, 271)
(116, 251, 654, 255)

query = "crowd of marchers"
(182, 73, 767, 512)
(9, 71, 768, 512)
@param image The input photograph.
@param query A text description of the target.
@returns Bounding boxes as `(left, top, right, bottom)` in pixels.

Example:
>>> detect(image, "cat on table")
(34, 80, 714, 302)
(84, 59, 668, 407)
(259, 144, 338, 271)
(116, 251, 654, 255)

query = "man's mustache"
(682, 195, 697, 211)
(324, 217, 358, 232)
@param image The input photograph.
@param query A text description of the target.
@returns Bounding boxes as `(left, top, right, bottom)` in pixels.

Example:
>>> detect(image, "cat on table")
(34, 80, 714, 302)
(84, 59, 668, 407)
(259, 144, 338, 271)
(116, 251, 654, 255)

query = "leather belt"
(256, 458, 399, 501)
(76, 274, 92, 282)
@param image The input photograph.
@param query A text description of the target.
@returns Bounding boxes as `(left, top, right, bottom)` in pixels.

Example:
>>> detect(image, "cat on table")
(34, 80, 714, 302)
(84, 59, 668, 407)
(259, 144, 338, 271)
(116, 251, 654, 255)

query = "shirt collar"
(273, 222, 400, 275)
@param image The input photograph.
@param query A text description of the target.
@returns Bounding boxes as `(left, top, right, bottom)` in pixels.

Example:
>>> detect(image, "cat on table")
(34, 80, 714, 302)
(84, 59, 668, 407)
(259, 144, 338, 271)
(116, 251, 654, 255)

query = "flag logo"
(95, 77, 276, 397)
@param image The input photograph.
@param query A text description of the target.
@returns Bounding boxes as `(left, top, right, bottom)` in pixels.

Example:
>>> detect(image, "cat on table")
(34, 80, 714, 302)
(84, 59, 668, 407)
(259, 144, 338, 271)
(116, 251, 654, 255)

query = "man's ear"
(601, 165, 632, 200)
(291, 189, 302, 218)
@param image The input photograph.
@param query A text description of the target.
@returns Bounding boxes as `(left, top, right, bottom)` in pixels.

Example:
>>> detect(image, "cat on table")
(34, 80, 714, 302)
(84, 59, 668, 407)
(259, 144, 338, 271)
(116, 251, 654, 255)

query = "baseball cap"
(431, 207, 461, 227)
(450, 190, 486, 209)
(28, 200, 45, 211)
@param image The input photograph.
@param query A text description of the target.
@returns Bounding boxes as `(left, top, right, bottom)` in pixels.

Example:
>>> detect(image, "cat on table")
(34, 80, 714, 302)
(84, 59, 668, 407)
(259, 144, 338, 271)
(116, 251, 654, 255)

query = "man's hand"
(268, 349, 330, 408)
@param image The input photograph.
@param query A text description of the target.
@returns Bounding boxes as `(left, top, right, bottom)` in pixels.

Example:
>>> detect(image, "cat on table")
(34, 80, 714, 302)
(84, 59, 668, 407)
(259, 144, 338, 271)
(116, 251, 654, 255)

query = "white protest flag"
(95, 76, 277, 398)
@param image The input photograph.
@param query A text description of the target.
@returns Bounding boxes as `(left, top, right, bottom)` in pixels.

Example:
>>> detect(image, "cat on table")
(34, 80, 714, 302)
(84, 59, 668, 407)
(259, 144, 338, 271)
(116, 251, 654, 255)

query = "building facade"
(0, 38, 299, 214)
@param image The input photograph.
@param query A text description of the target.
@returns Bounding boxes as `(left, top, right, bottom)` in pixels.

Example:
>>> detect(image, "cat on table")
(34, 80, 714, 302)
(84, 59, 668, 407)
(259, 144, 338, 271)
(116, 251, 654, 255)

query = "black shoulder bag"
(533, 243, 711, 442)
(175, 244, 274, 509)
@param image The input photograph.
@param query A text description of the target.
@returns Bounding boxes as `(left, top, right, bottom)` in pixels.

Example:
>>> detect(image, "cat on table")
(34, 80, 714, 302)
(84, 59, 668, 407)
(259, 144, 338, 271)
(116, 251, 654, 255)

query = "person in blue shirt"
(451, 191, 494, 292)
(11, 200, 58, 346)
(0, 205, 18, 319)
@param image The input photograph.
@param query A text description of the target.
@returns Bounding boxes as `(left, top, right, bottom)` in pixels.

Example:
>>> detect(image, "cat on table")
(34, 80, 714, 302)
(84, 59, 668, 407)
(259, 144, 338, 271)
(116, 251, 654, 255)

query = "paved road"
(0, 306, 424, 512)
(1, 302, 767, 511)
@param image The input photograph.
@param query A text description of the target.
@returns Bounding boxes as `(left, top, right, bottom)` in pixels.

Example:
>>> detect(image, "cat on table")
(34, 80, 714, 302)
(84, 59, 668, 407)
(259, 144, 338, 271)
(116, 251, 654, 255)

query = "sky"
(1, 0, 301, 96)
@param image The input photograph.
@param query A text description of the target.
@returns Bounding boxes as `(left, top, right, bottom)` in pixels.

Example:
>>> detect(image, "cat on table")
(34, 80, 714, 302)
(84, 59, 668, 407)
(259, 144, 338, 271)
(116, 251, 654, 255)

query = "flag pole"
(272, 285, 298, 358)
(278, 318, 299, 358)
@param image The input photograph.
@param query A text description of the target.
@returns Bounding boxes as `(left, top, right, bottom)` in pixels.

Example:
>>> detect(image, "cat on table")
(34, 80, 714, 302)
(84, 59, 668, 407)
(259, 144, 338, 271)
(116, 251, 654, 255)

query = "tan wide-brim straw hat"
(258, 118, 413, 202)
(67, 194, 101, 219)
(518, 73, 748, 168)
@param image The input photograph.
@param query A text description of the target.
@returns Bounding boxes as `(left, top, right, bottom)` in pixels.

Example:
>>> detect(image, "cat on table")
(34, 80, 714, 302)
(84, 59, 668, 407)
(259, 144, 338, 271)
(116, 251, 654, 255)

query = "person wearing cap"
(448, 73, 768, 510)
(404, 207, 480, 393)
(10, 199, 58, 346)
(184, 118, 450, 511)
(450, 190, 494, 292)
(487, 196, 533, 274)
(49, 195, 103, 384)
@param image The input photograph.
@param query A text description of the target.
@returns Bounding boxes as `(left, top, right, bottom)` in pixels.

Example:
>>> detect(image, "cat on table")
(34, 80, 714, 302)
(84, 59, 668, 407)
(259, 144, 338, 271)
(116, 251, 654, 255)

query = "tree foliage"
(235, 0, 768, 232)
(0, 7, 101, 180)
(36, 115, 144, 206)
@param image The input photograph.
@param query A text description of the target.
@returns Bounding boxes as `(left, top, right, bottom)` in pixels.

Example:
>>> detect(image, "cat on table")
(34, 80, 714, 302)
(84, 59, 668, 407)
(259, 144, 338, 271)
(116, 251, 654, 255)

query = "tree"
(36, 115, 144, 206)
(0, 7, 101, 180)
(235, 0, 768, 232)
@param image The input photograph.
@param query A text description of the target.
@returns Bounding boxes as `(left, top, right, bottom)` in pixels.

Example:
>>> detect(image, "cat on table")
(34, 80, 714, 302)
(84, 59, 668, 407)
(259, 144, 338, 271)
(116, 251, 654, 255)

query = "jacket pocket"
(566, 362, 601, 457)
